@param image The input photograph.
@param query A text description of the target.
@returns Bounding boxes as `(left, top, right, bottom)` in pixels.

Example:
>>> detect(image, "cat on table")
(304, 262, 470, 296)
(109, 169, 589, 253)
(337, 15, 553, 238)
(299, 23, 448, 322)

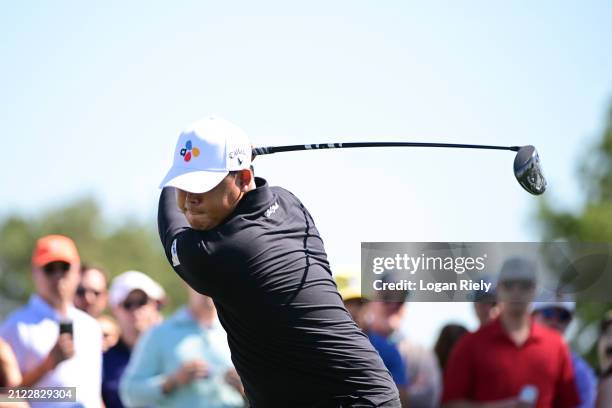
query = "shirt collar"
(29, 294, 81, 321)
(491, 316, 543, 345)
(29, 295, 62, 320)
(233, 177, 274, 215)
(171, 306, 194, 324)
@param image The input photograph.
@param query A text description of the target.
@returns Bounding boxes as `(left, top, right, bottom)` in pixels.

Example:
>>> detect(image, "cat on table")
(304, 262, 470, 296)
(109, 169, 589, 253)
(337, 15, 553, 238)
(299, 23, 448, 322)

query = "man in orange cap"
(0, 234, 102, 407)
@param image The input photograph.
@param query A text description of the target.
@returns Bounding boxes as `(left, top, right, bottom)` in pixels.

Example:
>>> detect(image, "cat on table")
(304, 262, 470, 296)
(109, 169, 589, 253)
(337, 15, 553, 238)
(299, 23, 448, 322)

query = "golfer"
(158, 117, 400, 408)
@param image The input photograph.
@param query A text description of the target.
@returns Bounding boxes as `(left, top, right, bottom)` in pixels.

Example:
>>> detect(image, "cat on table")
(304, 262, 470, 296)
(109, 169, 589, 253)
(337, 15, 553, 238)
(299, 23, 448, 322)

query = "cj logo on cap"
(180, 140, 200, 162)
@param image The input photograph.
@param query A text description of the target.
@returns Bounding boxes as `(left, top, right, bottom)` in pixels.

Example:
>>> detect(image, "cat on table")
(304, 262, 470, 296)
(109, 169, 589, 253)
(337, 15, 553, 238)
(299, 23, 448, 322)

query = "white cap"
(159, 116, 252, 193)
(109, 270, 166, 307)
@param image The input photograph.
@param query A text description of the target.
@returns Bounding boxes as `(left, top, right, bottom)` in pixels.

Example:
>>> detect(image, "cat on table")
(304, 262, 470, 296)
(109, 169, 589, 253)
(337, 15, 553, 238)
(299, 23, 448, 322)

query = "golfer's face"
(178, 173, 243, 230)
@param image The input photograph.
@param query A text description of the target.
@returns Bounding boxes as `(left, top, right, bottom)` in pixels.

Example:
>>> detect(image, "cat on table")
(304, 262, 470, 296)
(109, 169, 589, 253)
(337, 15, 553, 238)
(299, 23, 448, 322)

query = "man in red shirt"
(442, 257, 580, 408)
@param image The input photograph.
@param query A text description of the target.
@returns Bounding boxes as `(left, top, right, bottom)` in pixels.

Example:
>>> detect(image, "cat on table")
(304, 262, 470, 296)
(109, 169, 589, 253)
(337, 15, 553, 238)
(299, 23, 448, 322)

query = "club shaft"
(252, 142, 521, 156)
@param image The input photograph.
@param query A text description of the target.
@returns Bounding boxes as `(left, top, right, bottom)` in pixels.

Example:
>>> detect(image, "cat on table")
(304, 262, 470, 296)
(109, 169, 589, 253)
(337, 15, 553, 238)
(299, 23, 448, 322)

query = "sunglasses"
(76, 286, 104, 298)
(43, 262, 70, 275)
(500, 280, 534, 291)
(121, 297, 150, 311)
(540, 307, 572, 323)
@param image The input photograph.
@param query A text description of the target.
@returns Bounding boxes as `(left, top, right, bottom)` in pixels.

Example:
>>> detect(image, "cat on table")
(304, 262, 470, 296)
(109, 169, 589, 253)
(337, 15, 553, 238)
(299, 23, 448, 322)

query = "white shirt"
(0, 295, 102, 408)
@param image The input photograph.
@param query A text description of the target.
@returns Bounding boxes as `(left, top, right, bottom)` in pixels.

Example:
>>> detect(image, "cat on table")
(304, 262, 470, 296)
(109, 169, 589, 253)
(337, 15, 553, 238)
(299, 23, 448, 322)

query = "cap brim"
(33, 254, 78, 267)
(159, 167, 228, 194)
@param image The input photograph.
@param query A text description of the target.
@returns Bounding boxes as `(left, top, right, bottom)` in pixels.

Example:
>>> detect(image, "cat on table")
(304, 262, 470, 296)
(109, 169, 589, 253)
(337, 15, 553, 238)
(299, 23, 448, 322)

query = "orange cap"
(32, 235, 80, 267)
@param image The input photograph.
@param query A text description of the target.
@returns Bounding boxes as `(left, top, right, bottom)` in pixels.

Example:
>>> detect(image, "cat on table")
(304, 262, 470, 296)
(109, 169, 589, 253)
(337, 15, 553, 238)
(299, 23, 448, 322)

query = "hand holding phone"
(59, 320, 73, 336)
(47, 321, 74, 368)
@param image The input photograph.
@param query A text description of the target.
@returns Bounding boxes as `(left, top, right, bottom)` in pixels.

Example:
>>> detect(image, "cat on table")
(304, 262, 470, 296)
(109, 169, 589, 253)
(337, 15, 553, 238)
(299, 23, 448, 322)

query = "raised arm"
(158, 187, 190, 258)
(157, 187, 220, 297)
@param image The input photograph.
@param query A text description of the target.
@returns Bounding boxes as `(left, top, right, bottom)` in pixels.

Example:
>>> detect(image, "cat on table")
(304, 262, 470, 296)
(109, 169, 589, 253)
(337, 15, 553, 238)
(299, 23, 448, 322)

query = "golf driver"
(252, 142, 547, 195)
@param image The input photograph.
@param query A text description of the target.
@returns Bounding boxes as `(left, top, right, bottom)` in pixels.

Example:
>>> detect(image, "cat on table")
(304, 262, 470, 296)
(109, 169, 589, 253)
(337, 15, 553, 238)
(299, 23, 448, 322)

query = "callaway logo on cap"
(159, 116, 252, 193)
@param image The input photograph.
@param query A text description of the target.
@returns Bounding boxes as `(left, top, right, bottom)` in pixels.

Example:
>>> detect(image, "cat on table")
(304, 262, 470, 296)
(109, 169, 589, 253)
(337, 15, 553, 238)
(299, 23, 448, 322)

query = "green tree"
(0, 197, 186, 317)
(538, 101, 612, 365)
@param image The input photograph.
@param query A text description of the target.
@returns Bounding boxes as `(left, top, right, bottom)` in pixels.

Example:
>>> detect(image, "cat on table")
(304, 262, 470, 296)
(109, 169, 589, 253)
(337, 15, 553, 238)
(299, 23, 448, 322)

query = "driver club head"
(514, 145, 547, 195)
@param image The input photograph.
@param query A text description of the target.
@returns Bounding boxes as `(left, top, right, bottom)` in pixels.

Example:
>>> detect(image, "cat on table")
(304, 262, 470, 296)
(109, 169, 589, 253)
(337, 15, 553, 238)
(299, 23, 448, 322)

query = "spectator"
(433, 324, 468, 372)
(597, 311, 612, 408)
(533, 298, 597, 408)
(442, 257, 580, 408)
(74, 264, 109, 318)
(119, 286, 244, 408)
(376, 291, 442, 408)
(102, 271, 165, 408)
(0, 234, 102, 407)
(98, 315, 120, 352)
(364, 302, 410, 408)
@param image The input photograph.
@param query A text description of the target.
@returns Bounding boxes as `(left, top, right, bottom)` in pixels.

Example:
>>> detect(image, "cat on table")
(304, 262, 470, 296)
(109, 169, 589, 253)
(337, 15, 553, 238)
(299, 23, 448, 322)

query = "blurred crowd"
(1, 234, 612, 408)
(0, 235, 245, 408)
(335, 257, 612, 408)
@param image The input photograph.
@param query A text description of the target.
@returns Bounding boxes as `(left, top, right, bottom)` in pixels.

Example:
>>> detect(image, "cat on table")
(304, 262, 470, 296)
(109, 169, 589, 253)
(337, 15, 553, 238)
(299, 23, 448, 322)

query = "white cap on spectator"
(109, 270, 166, 307)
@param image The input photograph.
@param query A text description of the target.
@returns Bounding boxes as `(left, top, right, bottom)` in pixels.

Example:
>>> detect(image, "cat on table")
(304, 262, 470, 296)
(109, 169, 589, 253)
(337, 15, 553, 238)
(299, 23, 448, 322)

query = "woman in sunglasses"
(102, 270, 165, 408)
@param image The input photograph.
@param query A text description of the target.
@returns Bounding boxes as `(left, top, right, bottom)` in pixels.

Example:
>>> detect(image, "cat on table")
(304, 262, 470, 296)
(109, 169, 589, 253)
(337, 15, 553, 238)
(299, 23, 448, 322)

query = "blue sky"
(1, 1, 611, 345)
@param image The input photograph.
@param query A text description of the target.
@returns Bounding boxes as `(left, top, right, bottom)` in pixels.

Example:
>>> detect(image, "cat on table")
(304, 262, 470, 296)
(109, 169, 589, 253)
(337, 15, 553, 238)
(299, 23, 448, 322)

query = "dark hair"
(434, 324, 469, 371)
(80, 263, 110, 286)
(229, 165, 255, 177)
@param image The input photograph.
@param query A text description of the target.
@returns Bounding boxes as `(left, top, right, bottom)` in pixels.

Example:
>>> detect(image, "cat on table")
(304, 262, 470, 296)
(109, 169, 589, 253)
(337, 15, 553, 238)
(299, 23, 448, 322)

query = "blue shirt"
(119, 307, 243, 408)
(102, 339, 131, 408)
(368, 333, 409, 387)
(572, 352, 597, 408)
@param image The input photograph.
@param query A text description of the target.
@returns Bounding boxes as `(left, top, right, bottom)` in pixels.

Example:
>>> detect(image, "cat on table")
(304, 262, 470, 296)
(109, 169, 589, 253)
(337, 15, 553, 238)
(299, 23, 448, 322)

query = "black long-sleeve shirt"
(158, 177, 399, 407)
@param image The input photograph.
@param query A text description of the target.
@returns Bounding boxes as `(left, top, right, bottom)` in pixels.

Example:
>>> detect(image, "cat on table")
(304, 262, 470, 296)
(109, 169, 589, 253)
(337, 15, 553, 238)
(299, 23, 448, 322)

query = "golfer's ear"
(175, 189, 187, 212)
(237, 169, 253, 191)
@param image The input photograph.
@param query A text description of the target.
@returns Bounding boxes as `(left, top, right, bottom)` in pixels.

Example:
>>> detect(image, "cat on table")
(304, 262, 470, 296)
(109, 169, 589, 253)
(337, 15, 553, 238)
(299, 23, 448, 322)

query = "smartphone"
(59, 320, 73, 336)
